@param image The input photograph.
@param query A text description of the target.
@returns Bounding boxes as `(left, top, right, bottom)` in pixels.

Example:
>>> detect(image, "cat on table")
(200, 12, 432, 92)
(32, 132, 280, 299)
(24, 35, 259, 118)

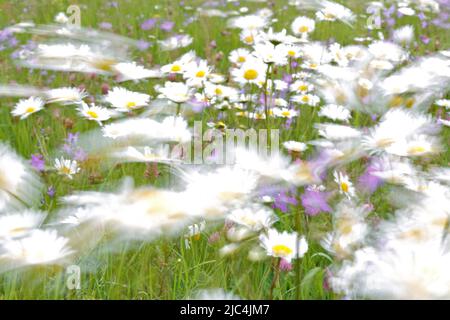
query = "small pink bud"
(279, 258, 293, 272)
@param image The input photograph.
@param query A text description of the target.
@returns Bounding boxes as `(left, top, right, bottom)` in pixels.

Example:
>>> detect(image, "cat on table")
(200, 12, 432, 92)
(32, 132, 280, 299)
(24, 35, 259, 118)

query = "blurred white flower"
(54, 157, 80, 179)
(260, 229, 308, 262)
(11, 96, 44, 119)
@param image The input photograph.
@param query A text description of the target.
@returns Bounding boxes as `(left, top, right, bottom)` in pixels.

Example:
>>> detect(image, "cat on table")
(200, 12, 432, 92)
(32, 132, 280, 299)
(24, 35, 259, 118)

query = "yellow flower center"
(281, 111, 291, 117)
(299, 85, 309, 92)
(244, 69, 258, 81)
(93, 58, 116, 72)
(302, 95, 310, 103)
(237, 56, 246, 63)
(324, 13, 336, 20)
(171, 65, 181, 72)
(196, 70, 206, 78)
(309, 63, 318, 69)
(87, 110, 98, 119)
(214, 88, 223, 95)
(339, 222, 353, 235)
(288, 50, 296, 57)
(244, 35, 254, 44)
(408, 146, 427, 155)
(376, 138, 395, 148)
(401, 229, 424, 240)
(216, 121, 226, 129)
(25, 107, 35, 114)
(126, 101, 137, 109)
(405, 98, 415, 109)
(341, 182, 349, 193)
(9, 227, 26, 235)
(299, 26, 309, 33)
(389, 96, 404, 108)
(61, 166, 71, 175)
(272, 244, 293, 257)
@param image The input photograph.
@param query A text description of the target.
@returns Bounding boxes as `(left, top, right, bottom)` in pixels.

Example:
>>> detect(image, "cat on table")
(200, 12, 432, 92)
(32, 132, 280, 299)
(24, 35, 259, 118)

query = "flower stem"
(269, 257, 281, 300)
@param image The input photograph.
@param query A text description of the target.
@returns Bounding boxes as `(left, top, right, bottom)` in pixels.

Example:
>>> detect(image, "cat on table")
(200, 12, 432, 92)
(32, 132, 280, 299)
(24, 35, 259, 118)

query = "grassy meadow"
(0, 0, 449, 300)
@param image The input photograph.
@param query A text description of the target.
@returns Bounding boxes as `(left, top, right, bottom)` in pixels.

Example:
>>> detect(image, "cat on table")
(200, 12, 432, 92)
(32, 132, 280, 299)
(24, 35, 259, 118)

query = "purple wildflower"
(141, 18, 157, 30)
(136, 40, 150, 51)
(358, 161, 384, 194)
(273, 191, 298, 213)
(47, 186, 56, 198)
(420, 35, 430, 44)
(301, 187, 332, 216)
(160, 20, 175, 32)
(30, 154, 45, 172)
(74, 148, 88, 162)
(63, 132, 87, 161)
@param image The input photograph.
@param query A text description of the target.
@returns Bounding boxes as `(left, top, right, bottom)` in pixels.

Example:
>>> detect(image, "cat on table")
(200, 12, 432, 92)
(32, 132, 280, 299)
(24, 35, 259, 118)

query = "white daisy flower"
(11, 97, 45, 119)
(54, 12, 69, 24)
(291, 93, 320, 106)
(46, 87, 87, 105)
(227, 205, 278, 232)
(436, 99, 450, 108)
(439, 118, 450, 127)
(104, 87, 150, 112)
(204, 83, 239, 101)
(318, 104, 351, 122)
(283, 141, 308, 153)
(260, 228, 308, 262)
(283, 44, 302, 59)
(316, 1, 355, 24)
(290, 80, 314, 93)
(398, 6, 416, 16)
(78, 102, 113, 124)
(385, 135, 441, 157)
(334, 171, 356, 199)
(228, 14, 268, 30)
(156, 81, 194, 103)
(228, 48, 250, 66)
(253, 42, 288, 66)
(0, 144, 43, 211)
(231, 57, 267, 86)
(321, 200, 369, 258)
(184, 60, 212, 87)
(393, 25, 415, 45)
(161, 51, 196, 74)
(54, 157, 80, 179)
(158, 34, 193, 51)
(184, 221, 206, 247)
(101, 116, 191, 143)
(111, 145, 174, 164)
(291, 16, 315, 36)
(0, 210, 46, 241)
(274, 98, 288, 107)
(239, 29, 259, 45)
(317, 123, 361, 141)
(273, 107, 299, 118)
(113, 62, 162, 82)
(0, 229, 73, 267)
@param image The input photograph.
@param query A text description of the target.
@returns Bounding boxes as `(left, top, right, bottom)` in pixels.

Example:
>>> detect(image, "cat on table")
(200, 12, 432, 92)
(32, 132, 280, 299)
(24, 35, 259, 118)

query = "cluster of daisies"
(0, 0, 449, 299)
